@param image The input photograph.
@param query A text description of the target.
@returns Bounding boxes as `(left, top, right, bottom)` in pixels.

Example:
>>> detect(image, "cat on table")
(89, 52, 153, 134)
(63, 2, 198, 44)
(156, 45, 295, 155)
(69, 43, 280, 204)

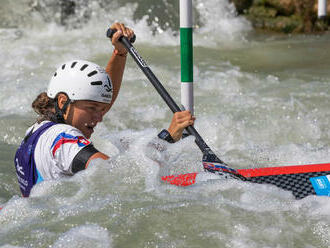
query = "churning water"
(0, 0, 329, 247)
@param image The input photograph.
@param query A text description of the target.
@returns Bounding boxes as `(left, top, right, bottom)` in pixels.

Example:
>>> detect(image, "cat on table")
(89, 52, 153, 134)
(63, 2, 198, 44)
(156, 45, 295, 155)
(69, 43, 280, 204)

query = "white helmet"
(47, 60, 113, 104)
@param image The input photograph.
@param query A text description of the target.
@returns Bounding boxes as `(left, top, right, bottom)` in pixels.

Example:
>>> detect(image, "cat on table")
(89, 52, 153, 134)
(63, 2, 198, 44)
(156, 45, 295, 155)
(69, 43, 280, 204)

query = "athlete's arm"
(106, 23, 134, 109)
(85, 152, 109, 168)
(71, 144, 109, 173)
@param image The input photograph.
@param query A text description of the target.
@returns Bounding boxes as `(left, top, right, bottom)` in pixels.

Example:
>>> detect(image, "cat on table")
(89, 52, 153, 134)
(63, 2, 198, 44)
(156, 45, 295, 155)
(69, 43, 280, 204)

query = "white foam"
(1, 1, 330, 247)
(0, 245, 25, 248)
(52, 224, 112, 248)
(194, 0, 252, 47)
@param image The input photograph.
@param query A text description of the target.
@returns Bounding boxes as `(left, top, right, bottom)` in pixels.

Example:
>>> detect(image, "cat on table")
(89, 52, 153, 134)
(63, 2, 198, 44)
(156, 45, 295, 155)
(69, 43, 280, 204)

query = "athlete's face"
(65, 100, 110, 139)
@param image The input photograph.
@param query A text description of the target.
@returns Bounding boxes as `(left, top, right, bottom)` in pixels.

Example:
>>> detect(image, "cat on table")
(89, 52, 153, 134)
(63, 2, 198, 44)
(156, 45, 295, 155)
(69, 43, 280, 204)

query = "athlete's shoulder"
(48, 123, 91, 149)
(25, 121, 46, 136)
(48, 122, 83, 136)
(35, 121, 89, 148)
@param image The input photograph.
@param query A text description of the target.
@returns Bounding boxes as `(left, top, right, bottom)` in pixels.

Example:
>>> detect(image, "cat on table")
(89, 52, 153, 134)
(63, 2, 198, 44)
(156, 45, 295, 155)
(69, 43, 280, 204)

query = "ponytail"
(32, 92, 57, 123)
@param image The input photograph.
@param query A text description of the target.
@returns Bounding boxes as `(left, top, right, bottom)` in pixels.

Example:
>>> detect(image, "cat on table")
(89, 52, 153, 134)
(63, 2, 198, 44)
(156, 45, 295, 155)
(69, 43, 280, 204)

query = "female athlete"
(14, 23, 195, 197)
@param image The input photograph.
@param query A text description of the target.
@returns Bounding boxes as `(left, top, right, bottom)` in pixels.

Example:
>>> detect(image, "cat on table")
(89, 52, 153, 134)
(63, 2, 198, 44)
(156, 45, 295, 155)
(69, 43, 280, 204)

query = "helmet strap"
(54, 95, 71, 124)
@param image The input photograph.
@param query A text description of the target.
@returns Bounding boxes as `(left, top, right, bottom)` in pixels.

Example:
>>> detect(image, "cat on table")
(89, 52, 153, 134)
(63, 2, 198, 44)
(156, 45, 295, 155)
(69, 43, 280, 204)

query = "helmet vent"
(54, 72, 57, 77)
(80, 64, 88, 71)
(87, 70, 98, 77)
(62, 64, 66, 70)
(71, 61, 77, 68)
(90, 81, 102, 85)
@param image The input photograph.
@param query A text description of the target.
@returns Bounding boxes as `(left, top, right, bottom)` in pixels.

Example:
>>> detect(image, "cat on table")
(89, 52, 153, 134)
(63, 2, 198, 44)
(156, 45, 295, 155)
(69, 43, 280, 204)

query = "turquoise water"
(0, 0, 329, 247)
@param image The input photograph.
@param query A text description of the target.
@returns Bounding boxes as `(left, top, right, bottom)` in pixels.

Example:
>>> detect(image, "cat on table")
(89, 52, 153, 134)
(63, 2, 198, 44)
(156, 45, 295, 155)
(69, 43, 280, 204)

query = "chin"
(82, 130, 91, 139)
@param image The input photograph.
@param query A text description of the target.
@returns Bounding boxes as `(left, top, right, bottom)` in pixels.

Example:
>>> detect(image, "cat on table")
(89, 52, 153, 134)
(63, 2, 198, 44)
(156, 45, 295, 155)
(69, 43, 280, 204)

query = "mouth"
(87, 126, 94, 132)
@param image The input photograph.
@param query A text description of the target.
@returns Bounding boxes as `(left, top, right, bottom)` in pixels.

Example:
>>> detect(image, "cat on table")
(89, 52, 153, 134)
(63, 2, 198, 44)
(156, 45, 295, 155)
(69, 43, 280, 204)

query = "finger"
(174, 110, 190, 119)
(117, 23, 128, 36)
(112, 30, 123, 43)
(109, 23, 122, 42)
(109, 22, 125, 40)
(110, 22, 122, 32)
(126, 29, 134, 39)
(177, 118, 194, 129)
(176, 112, 193, 123)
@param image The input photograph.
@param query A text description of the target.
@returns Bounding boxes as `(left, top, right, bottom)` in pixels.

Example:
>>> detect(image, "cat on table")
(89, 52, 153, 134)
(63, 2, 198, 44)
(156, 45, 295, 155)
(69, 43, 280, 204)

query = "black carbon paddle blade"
(238, 163, 330, 199)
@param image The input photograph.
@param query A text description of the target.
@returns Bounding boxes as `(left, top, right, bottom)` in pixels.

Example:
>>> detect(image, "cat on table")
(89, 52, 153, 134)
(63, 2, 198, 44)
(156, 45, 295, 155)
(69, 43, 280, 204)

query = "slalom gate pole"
(318, 0, 327, 19)
(180, 0, 194, 114)
(106, 28, 245, 180)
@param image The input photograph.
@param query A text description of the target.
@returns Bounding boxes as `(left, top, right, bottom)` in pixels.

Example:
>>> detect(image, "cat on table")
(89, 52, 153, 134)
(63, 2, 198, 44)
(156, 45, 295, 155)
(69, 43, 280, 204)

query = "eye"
(86, 105, 96, 111)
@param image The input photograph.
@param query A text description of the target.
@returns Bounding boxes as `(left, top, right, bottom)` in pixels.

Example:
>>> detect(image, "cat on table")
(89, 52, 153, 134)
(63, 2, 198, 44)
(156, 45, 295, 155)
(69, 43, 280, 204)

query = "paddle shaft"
(107, 29, 225, 163)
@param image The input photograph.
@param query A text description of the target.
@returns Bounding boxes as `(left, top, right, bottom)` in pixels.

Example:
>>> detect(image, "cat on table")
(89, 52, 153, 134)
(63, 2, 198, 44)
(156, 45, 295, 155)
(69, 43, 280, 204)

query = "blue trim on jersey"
(51, 132, 89, 150)
(36, 169, 44, 183)
(51, 132, 77, 148)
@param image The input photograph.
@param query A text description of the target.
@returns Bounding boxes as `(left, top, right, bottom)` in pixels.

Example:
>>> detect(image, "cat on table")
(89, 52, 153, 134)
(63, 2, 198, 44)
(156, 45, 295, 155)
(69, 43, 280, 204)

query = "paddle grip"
(106, 28, 136, 43)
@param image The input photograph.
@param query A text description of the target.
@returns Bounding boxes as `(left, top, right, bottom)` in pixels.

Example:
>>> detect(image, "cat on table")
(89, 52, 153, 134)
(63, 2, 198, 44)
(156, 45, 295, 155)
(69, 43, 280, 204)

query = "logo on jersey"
(15, 158, 25, 175)
(51, 132, 91, 157)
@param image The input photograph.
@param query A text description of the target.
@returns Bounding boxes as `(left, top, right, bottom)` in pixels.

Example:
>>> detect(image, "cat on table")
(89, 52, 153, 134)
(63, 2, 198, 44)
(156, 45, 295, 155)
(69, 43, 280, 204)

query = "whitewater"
(0, 0, 329, 247)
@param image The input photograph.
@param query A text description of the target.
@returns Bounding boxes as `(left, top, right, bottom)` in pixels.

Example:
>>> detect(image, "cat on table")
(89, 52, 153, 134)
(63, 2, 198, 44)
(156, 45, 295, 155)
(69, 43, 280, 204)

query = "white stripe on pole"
(180, 0, 193, 28)
(318, 0, 327, 18)
(181, 83, 194, 113)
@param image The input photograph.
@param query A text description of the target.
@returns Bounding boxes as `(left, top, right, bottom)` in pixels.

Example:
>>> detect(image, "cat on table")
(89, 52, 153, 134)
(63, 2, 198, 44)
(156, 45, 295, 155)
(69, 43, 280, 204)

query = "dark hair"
(32, 92, 57, 123)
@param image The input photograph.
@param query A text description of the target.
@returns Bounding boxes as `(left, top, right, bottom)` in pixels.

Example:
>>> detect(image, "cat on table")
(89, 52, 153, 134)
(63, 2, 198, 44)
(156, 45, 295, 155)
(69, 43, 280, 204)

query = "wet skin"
(65, 100, 110, 139)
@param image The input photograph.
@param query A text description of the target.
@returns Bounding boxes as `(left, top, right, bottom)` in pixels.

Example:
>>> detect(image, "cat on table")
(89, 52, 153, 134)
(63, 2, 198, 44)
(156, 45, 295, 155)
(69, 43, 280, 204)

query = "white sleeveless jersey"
(26, 121, 92, 180)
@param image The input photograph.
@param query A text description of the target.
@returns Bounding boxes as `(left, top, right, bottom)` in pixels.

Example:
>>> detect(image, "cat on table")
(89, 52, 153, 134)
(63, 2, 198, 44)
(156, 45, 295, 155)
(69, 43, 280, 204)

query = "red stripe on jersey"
(52, 138, 78, 157)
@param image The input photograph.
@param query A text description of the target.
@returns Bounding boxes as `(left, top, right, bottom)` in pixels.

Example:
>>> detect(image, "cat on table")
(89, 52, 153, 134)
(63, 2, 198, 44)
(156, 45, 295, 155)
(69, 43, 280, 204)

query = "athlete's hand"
(109, 22, 134, 54)
(167, 110, 195, 142)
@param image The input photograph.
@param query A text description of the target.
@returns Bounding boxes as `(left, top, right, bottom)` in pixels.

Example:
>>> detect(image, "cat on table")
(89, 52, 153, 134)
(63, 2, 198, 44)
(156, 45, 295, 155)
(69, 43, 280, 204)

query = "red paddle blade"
(161, 173, 198, 186)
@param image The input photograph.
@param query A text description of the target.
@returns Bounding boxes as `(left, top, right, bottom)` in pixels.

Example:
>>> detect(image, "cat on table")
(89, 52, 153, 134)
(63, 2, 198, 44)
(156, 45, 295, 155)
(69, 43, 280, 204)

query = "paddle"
(106, 29, 330, 199)
(106, 28, 246, 181)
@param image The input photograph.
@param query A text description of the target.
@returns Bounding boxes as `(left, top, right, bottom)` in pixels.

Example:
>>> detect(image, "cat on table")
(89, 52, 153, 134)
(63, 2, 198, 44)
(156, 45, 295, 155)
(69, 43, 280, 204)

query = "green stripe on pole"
(180, 27, 193, 82)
